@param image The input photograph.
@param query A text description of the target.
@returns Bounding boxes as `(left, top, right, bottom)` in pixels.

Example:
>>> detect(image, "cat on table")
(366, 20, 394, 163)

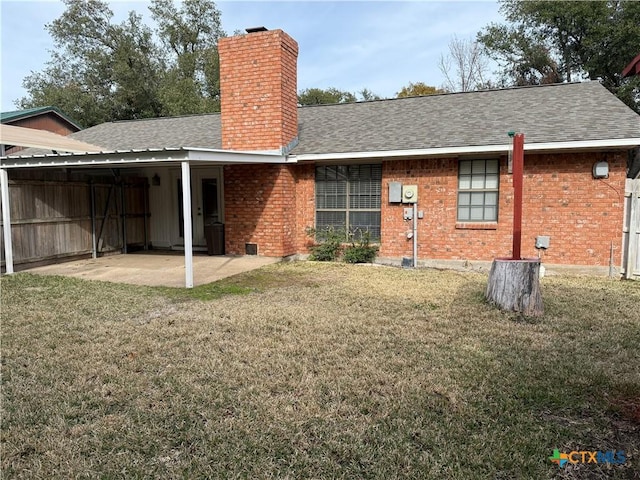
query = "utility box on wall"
(388, 182, 402, 203)
(535, 236, 550, 250)
(402, 185, 418, 204)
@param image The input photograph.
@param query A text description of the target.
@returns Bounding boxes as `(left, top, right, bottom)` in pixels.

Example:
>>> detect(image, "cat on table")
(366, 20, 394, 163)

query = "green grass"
(1, 263, 639, 479)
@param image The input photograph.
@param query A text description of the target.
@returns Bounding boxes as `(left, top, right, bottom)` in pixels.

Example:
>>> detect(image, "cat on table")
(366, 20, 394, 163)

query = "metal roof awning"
(0, 124, 104, 153)
(0, 139, 293, 289)
(0, 146, 293, 169)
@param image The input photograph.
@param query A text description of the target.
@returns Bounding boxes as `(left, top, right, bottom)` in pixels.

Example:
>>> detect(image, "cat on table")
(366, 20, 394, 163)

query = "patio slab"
(26, 252, 280, 287)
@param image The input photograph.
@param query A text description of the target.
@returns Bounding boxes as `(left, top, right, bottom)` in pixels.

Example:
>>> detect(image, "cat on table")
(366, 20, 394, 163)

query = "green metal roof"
(0, 106, 82, 130)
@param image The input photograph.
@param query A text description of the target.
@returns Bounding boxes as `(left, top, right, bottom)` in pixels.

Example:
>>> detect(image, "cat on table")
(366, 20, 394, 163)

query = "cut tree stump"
(485, 258, 543, 316)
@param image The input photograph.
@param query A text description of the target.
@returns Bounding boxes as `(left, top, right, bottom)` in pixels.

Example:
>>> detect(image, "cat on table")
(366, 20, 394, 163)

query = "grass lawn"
(1, 262, 639, 479)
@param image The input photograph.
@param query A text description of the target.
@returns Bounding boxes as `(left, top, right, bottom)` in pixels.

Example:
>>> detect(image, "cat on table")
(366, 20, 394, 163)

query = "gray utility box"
(535, 235, 550, 250)
(388, 182, 402, 203)
(205, 222, 225, 255)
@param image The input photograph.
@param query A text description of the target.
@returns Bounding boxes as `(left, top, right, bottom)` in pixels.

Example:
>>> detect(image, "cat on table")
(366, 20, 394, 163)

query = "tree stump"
(485, 258, 543, 316)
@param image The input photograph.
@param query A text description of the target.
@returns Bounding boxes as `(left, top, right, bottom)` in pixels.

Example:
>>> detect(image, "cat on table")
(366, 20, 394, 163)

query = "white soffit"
(0, 124, 104, 153)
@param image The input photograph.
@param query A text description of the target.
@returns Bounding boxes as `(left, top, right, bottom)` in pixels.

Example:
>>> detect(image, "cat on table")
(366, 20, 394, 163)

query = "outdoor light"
(592, 161, 609, 179)
(152, 173, 161, 186)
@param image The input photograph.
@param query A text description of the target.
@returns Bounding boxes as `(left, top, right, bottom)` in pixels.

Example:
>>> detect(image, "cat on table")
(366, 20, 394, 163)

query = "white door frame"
(171, 166, 224, 248)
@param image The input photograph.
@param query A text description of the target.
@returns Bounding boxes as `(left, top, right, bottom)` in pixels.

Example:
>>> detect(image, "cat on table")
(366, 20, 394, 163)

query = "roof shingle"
(11, 82, 640, 157)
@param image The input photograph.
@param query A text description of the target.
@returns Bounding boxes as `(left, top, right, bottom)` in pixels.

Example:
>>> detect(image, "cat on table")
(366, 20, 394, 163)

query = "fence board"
(1, 176, 148, 267)
(622, 178, 640, 279)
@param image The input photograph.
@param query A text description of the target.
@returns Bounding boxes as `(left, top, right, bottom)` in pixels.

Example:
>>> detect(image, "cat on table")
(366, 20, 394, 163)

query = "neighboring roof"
(0, 106, 82, 131)
(622, 53, 640, 77)
(0, 124, 103, 153)
(7, 81, 640, 160)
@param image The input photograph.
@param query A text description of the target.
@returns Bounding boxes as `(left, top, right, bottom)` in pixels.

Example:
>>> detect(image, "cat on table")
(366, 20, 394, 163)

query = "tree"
(149, 0, 223, 115)
(478, 0, 640, 111)
(18, 0, 225, 127)
(358, 88, 381, 101)
(297, 88, 357, 105)
(438, 35, 491, 92)
(396, 82, 445, 98)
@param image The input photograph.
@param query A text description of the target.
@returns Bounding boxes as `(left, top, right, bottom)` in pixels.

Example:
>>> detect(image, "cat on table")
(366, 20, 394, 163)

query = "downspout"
(413, 203, 418, 268)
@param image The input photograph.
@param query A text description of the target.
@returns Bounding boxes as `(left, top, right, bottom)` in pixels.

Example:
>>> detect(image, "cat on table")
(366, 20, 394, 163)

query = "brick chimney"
(219, 28, 299, 153)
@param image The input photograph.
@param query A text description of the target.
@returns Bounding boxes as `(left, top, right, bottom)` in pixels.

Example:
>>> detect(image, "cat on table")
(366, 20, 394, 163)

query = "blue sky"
(0, 0, 503, 112)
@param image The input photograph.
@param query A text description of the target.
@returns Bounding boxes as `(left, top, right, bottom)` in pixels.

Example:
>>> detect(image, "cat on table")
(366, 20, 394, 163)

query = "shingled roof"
(1, 106, 82, 131)
(295, 81, 639, 155)
(10, 81, 640, 158)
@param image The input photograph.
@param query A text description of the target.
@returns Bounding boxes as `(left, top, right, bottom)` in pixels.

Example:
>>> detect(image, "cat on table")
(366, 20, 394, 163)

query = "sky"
(0, 0, 503, 112)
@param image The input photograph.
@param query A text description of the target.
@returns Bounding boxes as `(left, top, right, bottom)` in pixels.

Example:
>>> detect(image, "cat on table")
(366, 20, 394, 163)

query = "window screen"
(315, 164, 381, 240)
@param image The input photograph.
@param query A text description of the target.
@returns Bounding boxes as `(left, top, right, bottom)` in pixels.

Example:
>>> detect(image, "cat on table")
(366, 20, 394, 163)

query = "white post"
(1, 167, 14, 274)
(181, 161, 194, 288)
(412, 202, 418, 268)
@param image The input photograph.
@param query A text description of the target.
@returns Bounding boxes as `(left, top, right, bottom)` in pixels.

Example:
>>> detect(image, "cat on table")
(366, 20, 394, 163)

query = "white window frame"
(457, 159, 499, 222)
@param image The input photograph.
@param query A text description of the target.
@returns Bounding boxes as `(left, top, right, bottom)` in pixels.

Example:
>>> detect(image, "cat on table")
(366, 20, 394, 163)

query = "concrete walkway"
(26, 252, 280, 287)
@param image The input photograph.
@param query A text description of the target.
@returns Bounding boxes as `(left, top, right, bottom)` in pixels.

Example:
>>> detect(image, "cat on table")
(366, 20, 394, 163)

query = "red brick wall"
(219, 29, 298, 152)
(292, 164, 316, 252)
(380, 151, 627, 266)
(224, 164, 297, 257)
(223, 151, 625, 265)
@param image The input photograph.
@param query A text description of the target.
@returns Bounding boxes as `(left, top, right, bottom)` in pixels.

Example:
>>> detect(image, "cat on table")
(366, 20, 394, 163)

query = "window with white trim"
(457, 159, 499, 222)
(315, 164, 381, 240)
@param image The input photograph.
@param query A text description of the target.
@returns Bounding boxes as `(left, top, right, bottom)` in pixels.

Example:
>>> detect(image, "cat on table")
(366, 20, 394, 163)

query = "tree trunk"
(486, 258, 543, 316)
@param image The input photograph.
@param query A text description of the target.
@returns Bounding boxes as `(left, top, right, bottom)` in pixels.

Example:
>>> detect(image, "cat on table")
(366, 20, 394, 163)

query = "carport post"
(0, 167, 14, 274)
(181, 161, 194, 288)
(90, 181, 97, 259)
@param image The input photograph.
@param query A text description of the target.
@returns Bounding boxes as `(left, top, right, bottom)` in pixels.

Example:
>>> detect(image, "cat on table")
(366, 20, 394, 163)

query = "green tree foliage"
(396, 82, 445, 98)
(358, 88, 382, 101)
(478, 0, 640, 111)
(297, 87, 357, 105)
(18, 0, 224, 127)
(149, 0, 223, 116)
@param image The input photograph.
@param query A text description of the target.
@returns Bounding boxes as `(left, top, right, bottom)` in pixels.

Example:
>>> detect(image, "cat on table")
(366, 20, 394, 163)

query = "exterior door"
(172, 168, 223, 247)
(193, 173, 222, 246)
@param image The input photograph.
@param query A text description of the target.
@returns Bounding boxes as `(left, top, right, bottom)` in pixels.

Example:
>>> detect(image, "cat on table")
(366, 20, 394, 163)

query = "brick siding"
(219, 29, 298, 152)
(380, 151, 627, 266)
(217, 28, 627, 267)
(223, 164, 294, 256)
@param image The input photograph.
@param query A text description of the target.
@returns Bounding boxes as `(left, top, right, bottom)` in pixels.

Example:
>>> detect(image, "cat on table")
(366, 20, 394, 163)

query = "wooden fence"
(622, 178, 640, 280)
(1, 176, 149, 268)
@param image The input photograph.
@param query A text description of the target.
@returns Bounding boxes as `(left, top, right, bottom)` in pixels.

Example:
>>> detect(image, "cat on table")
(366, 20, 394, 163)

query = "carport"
(1, 124, 290, 288)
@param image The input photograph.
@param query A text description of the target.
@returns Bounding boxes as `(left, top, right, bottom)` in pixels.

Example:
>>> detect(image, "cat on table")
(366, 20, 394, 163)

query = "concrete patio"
(26, 252, 280, 287)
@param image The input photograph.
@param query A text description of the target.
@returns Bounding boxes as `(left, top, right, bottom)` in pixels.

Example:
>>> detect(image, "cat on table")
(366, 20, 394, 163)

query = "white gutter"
(290, 138, 640, 162)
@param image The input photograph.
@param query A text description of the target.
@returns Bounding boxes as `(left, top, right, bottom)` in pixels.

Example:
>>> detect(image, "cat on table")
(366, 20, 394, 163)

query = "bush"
(343, 230, 379, 264)
(306, 226, 344, 261)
